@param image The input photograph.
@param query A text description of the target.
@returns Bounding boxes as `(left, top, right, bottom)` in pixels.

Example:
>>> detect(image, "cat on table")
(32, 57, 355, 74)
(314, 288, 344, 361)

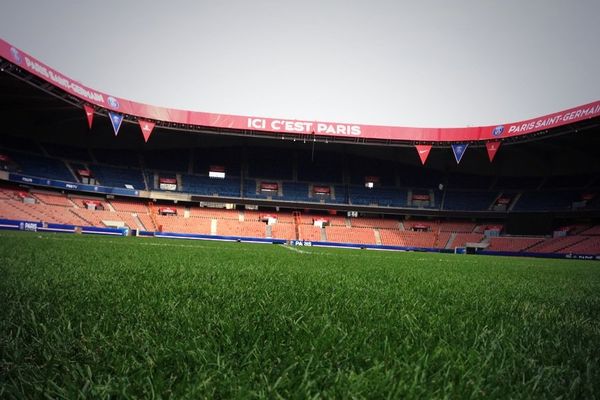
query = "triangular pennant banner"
(451, 143, 468, 164)
(486, 141, 501, 162)
(415, 144, 432, 165)
(138, 119, 156, 143)
(83, 104, 94, 129)
(108, 111, 124, 136)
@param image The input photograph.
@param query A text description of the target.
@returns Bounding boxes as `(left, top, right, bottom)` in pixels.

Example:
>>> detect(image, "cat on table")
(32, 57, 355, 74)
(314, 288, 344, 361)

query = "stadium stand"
(86, 164, 147, 189)
(487, 237, 544, 252)
(298, 224, 322, 241)
(7, 151, 74, 182)
(450, 233, 485, 248)
(325, 226, 376, 245)
(181, 175, 241, 197)
(217, 220, 266, 238)
(526, 235, 589, 253)
(271, 222, 296, 240)
(348, 185, 408, 207)
(560, 236, 600, 254)
(513, 191, 580, 211)
(350, 217, 399, 229)
(379, 229, 437, 247)
(156, 215, 212, 234)
(439, 221, 476, 233)
(109, 198, 150, 213)
(443, 191, 497, 211)
(33, 191, 75, 207)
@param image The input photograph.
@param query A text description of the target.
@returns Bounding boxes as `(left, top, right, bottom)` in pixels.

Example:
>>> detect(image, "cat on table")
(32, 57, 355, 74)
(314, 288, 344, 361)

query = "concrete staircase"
(445, 232, 458, 249)
(374, 229, 382, 245)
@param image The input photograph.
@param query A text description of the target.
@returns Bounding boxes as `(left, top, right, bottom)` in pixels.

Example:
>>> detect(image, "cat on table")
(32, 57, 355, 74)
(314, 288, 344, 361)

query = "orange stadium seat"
(487, 237, 544, 252)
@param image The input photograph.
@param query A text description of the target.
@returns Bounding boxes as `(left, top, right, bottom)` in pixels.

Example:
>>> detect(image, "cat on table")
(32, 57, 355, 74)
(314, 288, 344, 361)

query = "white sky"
(1, 0, 599, 127)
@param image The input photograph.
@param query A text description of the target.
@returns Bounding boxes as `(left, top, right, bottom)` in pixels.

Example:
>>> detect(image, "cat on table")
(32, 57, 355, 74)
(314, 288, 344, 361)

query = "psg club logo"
(107, 96, 120, 109)
(10, 47, 22, 64)
(492, 125, 504, 137)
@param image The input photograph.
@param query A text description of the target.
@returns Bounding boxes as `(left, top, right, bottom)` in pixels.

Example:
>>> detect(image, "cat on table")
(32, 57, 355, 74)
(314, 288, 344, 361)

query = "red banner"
(313, 186, 331, 194)
(77, 169, 92, 177)
(83, 104, 94, 129)
(159, 207, 176, 214)
(261, 182, 278, 191)
(2, 39, 599, 143)
(138, 119, 155, 143)
(159, 178, 177, 184)
(486, 141, 501, 162)
(412, 194, 430, 201)
(415, 145, 432, 165)
(210, 165, 226, 172)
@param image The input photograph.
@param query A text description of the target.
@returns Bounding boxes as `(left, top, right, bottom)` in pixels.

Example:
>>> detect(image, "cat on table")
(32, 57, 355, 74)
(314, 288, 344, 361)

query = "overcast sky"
(1, 0, 598, 127)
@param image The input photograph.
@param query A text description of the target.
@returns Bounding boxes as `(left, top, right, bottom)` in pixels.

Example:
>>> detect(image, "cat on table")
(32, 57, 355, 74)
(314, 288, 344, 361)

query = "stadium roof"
(1, 38, 599, 147)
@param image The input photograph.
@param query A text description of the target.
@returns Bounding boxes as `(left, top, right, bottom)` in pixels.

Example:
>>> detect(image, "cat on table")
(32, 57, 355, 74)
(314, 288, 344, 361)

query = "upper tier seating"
(282, 182, 310, 202)
(8, 152, 74, 182)
(443, 191, 497, 211)
(181, 175, 241, 197)
(348, 186, 408, 207)
(513, 191, 579, 211)
(91, 165, 146, 189)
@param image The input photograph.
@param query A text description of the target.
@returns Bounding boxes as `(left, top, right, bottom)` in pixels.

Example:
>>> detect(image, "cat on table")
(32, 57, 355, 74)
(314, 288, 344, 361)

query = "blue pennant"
(451, 143, 468, 164)
(108, 111, 124, 136)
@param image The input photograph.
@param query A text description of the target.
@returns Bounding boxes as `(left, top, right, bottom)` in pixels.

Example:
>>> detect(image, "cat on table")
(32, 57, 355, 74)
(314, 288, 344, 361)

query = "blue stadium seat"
(443, 191, 497, 211)
(92, 164, 146, 189)
(9, 151, 74, 182)
(181, 174, 241, 197)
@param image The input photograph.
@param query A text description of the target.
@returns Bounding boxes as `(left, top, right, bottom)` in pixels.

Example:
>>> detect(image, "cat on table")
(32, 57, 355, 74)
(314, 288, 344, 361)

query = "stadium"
(1, 29, 600, 398)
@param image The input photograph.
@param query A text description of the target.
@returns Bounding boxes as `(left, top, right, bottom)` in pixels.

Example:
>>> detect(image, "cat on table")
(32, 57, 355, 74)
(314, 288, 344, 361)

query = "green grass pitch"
(1, 231, 599, 399)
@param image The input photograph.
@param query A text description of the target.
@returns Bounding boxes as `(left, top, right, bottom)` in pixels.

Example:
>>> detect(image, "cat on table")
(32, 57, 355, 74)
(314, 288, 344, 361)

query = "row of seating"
(0, 187, 598, 253)
(3, 144, 597, 211)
